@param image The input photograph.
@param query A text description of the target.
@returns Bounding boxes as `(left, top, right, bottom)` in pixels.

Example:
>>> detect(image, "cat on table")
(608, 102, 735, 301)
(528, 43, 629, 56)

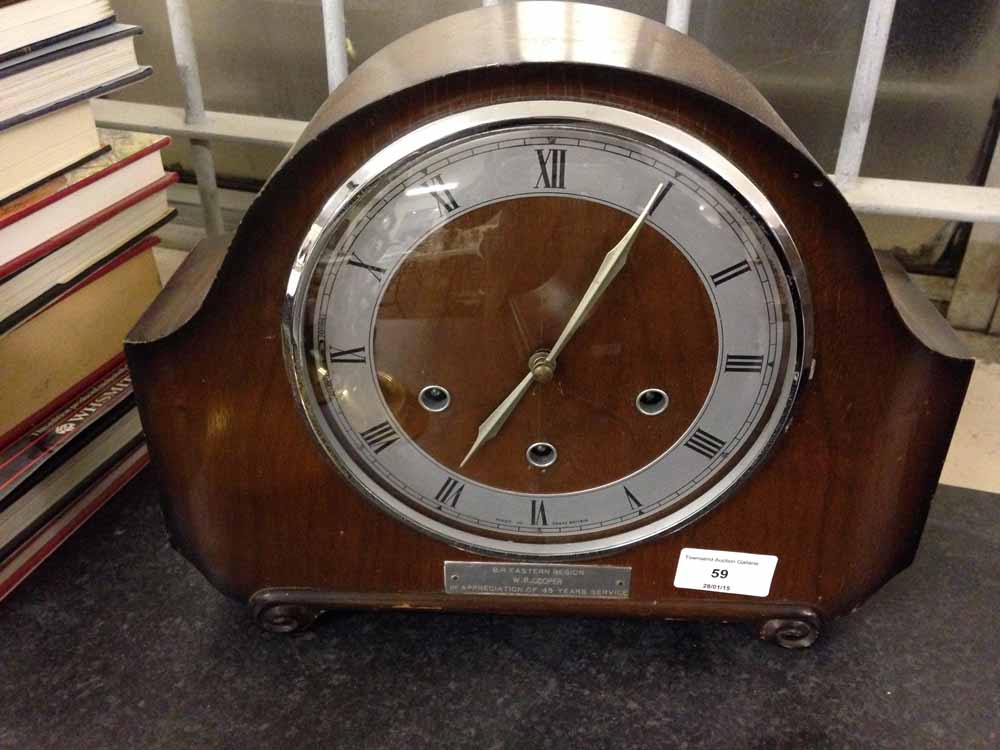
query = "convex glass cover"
(284, 101, 811, 557)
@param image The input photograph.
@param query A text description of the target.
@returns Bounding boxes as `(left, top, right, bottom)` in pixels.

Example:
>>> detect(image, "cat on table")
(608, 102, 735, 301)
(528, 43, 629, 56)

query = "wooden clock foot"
(758, 614, 821, 649)
(250, 586, 825, 649)
(251, 589, 324, 634)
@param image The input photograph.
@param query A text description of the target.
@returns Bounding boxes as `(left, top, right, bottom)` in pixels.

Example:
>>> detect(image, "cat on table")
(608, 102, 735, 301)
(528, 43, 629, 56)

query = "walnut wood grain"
(126, 62, 972, 624)
(376, 196, 716, 496)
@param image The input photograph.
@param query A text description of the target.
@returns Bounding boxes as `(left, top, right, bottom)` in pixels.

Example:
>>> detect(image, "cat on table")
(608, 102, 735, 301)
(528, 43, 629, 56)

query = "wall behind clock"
(109, 0, 1000, 264)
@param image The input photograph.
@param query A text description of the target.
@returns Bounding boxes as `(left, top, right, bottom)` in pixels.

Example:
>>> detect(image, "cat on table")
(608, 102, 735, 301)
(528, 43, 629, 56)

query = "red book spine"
(0, 365, 133, 502)
(0, 234, 158, 451)
(0, 354, 126, 451)
(0, 136, 171, 231)
(0, 171, 177, 280)
(0, 446, 149, 602)
(51, 232, 159, 292)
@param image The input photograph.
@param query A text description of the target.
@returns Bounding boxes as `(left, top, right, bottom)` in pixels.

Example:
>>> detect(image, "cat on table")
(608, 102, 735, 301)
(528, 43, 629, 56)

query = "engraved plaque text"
(444, 561, 631, 599)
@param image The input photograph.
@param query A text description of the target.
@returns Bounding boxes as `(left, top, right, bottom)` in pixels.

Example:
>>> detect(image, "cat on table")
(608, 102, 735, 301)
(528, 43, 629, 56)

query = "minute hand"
(545, 183, 669, 364)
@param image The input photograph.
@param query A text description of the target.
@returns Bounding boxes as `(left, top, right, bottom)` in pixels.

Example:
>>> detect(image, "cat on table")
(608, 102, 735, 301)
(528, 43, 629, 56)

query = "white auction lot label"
(673, 548, 778, 597)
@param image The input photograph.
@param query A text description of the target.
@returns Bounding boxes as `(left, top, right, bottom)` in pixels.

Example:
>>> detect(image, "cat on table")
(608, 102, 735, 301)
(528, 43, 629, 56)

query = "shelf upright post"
(665, 0, 692, 34)
(834, 0, 897, 183)
(321, 0, 349, 92)
(165, 0, 225, 237)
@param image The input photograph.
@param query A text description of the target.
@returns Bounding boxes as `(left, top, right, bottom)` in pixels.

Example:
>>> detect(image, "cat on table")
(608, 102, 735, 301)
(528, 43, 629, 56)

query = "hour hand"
(460, 371, 535, 467)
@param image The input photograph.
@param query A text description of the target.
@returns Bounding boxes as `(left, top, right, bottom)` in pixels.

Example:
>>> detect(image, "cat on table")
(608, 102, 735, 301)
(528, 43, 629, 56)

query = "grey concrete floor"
(1, 471, 997, 750)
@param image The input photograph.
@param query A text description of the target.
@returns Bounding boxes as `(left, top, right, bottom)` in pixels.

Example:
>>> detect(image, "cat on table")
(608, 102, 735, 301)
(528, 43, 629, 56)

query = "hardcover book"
(0, 100, 106, 202)
(0, 353, 124, 455)
(0, 1, 159, 603)
(0, 130, 171, 270)
(0, 362, 132, 509)
(0, 0, 114, 61)
(0, 407, 143, 564)
(0, 183, 176, 332)
(0, 238, 161, 439)
(0, 442, 148, 602)
(0, 22, 150, 130)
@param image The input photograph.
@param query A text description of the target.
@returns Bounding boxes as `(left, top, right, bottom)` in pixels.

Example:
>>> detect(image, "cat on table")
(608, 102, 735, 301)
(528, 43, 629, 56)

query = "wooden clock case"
(126, 2, 973, 647)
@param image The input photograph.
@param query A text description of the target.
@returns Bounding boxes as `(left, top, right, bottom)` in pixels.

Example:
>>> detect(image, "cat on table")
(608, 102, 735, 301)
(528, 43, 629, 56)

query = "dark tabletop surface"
(0, 471, 997, 750)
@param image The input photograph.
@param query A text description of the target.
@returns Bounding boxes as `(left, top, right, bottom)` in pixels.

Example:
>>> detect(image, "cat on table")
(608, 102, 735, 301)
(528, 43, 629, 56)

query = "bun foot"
(251, 589, 324, 633)
(758, 615, 820, 649)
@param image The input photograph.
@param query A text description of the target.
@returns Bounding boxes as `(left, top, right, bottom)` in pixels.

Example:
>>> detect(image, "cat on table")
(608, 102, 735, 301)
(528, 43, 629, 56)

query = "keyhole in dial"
(419, 385, 451, 412)
(636, 388, 669, 416)
(526, 442, 557, 468)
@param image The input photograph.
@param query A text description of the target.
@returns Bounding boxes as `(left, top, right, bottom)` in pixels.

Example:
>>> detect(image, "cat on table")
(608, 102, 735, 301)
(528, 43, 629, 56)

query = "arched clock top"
(126, 1, 972, 643)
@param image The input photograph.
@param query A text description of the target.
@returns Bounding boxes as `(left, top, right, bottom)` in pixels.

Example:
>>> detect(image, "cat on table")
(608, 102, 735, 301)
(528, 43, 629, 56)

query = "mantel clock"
(127, 2, 972, 647)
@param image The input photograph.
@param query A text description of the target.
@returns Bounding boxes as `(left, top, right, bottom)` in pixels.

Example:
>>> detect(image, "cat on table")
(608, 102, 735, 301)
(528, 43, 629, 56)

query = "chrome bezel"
(282, 100, 813, 559)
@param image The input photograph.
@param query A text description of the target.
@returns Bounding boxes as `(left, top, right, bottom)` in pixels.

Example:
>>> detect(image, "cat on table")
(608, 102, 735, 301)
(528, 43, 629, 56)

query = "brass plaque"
(444, 561, 631, 599)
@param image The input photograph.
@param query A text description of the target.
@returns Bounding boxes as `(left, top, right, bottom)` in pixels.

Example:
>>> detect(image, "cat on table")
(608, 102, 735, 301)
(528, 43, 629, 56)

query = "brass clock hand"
(460, 371, 535, 467)
(544, 182, 670, 365)
(459, 184, 668, 468)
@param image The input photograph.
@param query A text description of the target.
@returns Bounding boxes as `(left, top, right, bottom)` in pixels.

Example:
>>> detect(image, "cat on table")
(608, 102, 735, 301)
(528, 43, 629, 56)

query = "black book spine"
(0, 15, 117, 65)
(0, 366, 133, 511)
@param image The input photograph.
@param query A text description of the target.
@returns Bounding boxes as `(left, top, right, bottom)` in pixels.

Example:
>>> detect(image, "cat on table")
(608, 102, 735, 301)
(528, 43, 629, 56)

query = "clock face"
(284, 101, 811, 557)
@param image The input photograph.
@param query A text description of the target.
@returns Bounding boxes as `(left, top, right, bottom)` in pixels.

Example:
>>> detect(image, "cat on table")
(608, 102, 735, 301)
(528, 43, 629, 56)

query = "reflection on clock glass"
(287, 103, 808, 556)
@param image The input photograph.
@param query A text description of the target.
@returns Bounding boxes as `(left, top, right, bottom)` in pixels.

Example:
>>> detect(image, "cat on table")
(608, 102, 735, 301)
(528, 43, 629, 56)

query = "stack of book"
(0, 0, 172, 598)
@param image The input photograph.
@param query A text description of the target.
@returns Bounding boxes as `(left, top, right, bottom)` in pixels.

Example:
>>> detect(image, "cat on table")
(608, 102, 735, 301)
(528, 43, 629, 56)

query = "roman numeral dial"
(359, 422, 399, 454)
(534, 148, 567, 189)
(725, 354, 764, 373)
(422, 174, 459, 214)
(435, 477, 465, 507)
(625, 487, 643, 512)
(295, 111, 805, 554)
(530, 500, 548, 526)
(711, 260, 752, 286)
(346, 252, 385, 282)
(329, 346, 366, 364)
(685, 429, 726, 459)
